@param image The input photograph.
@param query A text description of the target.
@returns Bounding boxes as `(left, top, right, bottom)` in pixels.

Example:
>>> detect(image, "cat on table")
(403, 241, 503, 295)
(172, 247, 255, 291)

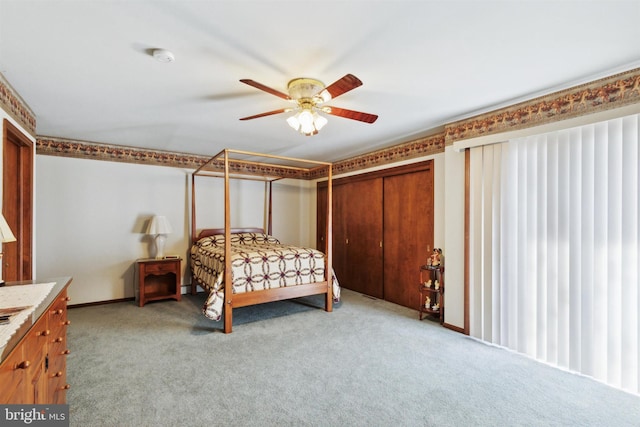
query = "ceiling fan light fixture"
(286, 115, 299, 130)
(314, 113, 328, 130)
(240, 74, 377, 134)
(298, 109, 314, 126)
(286, 109, 328, 136)
(319, 89, 332, 103)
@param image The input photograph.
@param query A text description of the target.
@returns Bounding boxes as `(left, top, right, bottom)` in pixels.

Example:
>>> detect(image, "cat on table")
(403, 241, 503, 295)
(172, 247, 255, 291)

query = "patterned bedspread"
(190, 232, 340, 320)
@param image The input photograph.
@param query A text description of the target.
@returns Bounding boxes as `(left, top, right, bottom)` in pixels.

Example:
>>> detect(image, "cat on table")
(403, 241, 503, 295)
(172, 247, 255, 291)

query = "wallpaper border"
(0, 73, 36, 136)
(444, 67, 640, 144)
(29, 67, 640, 178)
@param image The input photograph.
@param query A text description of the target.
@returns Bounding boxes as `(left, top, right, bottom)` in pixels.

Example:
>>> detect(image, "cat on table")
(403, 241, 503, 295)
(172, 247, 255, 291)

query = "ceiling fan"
(239, 74, 378, 136)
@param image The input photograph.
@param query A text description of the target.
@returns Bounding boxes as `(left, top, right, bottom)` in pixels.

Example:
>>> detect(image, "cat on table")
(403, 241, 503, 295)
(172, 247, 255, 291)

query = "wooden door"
(330, 183, 348, 286)
(342, 178, 383, 298)
(383, 168, 434, 309)
(316, 185, 327, 251)
(3, 120, 33, 282)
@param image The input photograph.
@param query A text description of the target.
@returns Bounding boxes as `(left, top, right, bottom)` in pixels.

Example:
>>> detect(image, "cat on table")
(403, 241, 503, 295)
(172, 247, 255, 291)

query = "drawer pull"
(54, 337, 64, 343)
(51, 309, 64, 315)
(64, 320, 71, 326)
(17, 361, 30, 369)
(64, 297, 71, 302)
(62, 349, 71, 355)
(61, 384, 71, 390)
(38, 330, 51, 337)
(53, 371, 63, 378)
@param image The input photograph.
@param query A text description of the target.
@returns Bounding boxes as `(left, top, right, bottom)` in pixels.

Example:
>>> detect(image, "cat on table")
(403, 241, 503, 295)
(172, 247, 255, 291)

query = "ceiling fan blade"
(323, 106, 378, 123)
(322, 74, 363, 100)
(240, 79, 291, 100)
(239, 108, 289, 120)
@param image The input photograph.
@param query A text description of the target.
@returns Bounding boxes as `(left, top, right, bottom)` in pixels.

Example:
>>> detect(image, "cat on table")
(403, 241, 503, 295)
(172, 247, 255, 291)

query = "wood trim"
(325, 161, 333, 312)
(463, 148, 470, 335)
(443, 322, 465, 334)
(68, 297, 135, 309)
(267, 181, 273, 235)
(230, 282, 328, 308)
(318, 159, 433, 188)
(191, 174, 197, 244)
(3, 119, 33, 282)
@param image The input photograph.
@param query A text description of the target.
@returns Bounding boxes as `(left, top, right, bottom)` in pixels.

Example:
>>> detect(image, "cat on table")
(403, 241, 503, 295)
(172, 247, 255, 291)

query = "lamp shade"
(0, 214, 16, 243)
(146, 215, 173, 235)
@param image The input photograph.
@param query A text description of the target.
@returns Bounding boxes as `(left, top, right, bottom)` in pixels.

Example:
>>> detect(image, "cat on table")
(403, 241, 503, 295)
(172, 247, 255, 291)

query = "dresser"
(0, 277, 72, 404)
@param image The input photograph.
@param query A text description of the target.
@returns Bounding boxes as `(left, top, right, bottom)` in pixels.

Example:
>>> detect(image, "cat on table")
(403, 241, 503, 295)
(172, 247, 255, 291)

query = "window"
(468, 113, 639, 394)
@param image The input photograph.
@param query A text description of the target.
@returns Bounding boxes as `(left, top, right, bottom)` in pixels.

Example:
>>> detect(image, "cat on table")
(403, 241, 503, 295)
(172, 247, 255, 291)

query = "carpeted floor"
(66, 289, 640, 426)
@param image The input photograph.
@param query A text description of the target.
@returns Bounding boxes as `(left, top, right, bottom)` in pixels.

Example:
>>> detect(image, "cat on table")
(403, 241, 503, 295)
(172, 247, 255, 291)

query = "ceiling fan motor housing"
(287, 78, 325, 101)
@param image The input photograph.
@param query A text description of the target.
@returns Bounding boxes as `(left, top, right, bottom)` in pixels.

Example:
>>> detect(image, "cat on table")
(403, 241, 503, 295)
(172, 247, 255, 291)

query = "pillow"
(197, 232, 280, 248)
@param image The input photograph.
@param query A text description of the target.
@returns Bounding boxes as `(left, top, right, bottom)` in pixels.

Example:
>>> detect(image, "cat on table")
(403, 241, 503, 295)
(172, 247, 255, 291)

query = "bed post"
(325, 163, 333, 312)
(191, 173, 198, 295)
(267, 181, 273, 236)
(223, 149, 233, 333)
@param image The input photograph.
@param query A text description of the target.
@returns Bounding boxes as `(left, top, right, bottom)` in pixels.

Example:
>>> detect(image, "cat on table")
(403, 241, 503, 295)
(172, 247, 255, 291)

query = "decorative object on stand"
(427, 248, 443, 267)
(419, 251, 445, 324)
(0, 214, 16, 286)
(146, 215, 173, 259)
(239, 74, 378, 136)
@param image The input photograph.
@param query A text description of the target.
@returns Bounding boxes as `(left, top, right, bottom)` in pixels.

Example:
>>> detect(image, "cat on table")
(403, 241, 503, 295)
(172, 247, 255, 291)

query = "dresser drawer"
(0, 346, 28, 403)
(143, 261, 178, 275)
(25, 315, 49, 365)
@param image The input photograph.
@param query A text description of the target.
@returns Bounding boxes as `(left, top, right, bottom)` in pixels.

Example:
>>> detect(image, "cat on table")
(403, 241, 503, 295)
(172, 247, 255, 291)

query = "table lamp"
(146, 215, 172, 259)
(0, 213, 16, 285)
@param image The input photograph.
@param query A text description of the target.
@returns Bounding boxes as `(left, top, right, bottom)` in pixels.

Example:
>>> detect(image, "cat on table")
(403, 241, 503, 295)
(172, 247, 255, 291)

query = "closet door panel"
(344, 178, 383, 298)
(316, 185, 328, 251)
(331, 183, 349, 286)
(383, 169, 434, 309)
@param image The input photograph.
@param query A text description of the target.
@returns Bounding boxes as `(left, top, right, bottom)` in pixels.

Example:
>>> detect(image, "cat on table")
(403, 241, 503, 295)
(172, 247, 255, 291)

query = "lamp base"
(155, 234, 167, 259)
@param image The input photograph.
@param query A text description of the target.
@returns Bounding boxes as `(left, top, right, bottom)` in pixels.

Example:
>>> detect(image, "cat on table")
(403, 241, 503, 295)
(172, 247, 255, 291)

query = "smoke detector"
(152, 49, 175, 63)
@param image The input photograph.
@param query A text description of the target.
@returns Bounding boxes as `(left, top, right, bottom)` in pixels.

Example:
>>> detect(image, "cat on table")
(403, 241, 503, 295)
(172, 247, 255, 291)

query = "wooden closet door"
(317, 183, 349, 287)
(316, 185, 328, 251)
(383, 169, 433, 309)
(330, 183, 348, 287)
(342, 178, 383, 298)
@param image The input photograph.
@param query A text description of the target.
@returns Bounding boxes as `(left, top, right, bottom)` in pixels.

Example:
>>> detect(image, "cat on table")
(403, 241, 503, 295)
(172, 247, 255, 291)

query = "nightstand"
(137, 258, 181, 307)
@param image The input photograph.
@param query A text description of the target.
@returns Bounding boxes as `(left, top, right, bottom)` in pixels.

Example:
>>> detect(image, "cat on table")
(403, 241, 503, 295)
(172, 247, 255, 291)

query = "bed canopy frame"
(191, 148, 333, 333)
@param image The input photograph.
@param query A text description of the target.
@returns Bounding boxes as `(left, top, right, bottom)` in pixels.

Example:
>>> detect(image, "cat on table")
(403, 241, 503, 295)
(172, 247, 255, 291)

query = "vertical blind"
(468, 113, 639, 395)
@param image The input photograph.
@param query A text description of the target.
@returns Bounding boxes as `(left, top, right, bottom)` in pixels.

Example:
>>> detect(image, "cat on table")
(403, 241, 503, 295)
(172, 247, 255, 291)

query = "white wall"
(443, 147, 466, 329)
(36, 155, 310, 305)
(34, 147, 461, 324)
(272, 179, 315, 247)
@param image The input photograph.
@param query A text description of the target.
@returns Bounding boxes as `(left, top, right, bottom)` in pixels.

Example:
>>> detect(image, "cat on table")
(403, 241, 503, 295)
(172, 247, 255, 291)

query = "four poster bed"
(190, 149, 337, 333)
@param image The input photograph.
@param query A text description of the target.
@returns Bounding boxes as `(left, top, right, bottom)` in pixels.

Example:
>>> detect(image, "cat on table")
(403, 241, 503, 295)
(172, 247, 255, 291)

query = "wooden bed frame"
(191, 149, 333, 333)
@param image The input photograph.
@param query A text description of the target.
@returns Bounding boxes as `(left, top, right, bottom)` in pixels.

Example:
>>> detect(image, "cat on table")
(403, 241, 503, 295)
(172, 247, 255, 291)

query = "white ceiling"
(1, 0, 639, 162)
